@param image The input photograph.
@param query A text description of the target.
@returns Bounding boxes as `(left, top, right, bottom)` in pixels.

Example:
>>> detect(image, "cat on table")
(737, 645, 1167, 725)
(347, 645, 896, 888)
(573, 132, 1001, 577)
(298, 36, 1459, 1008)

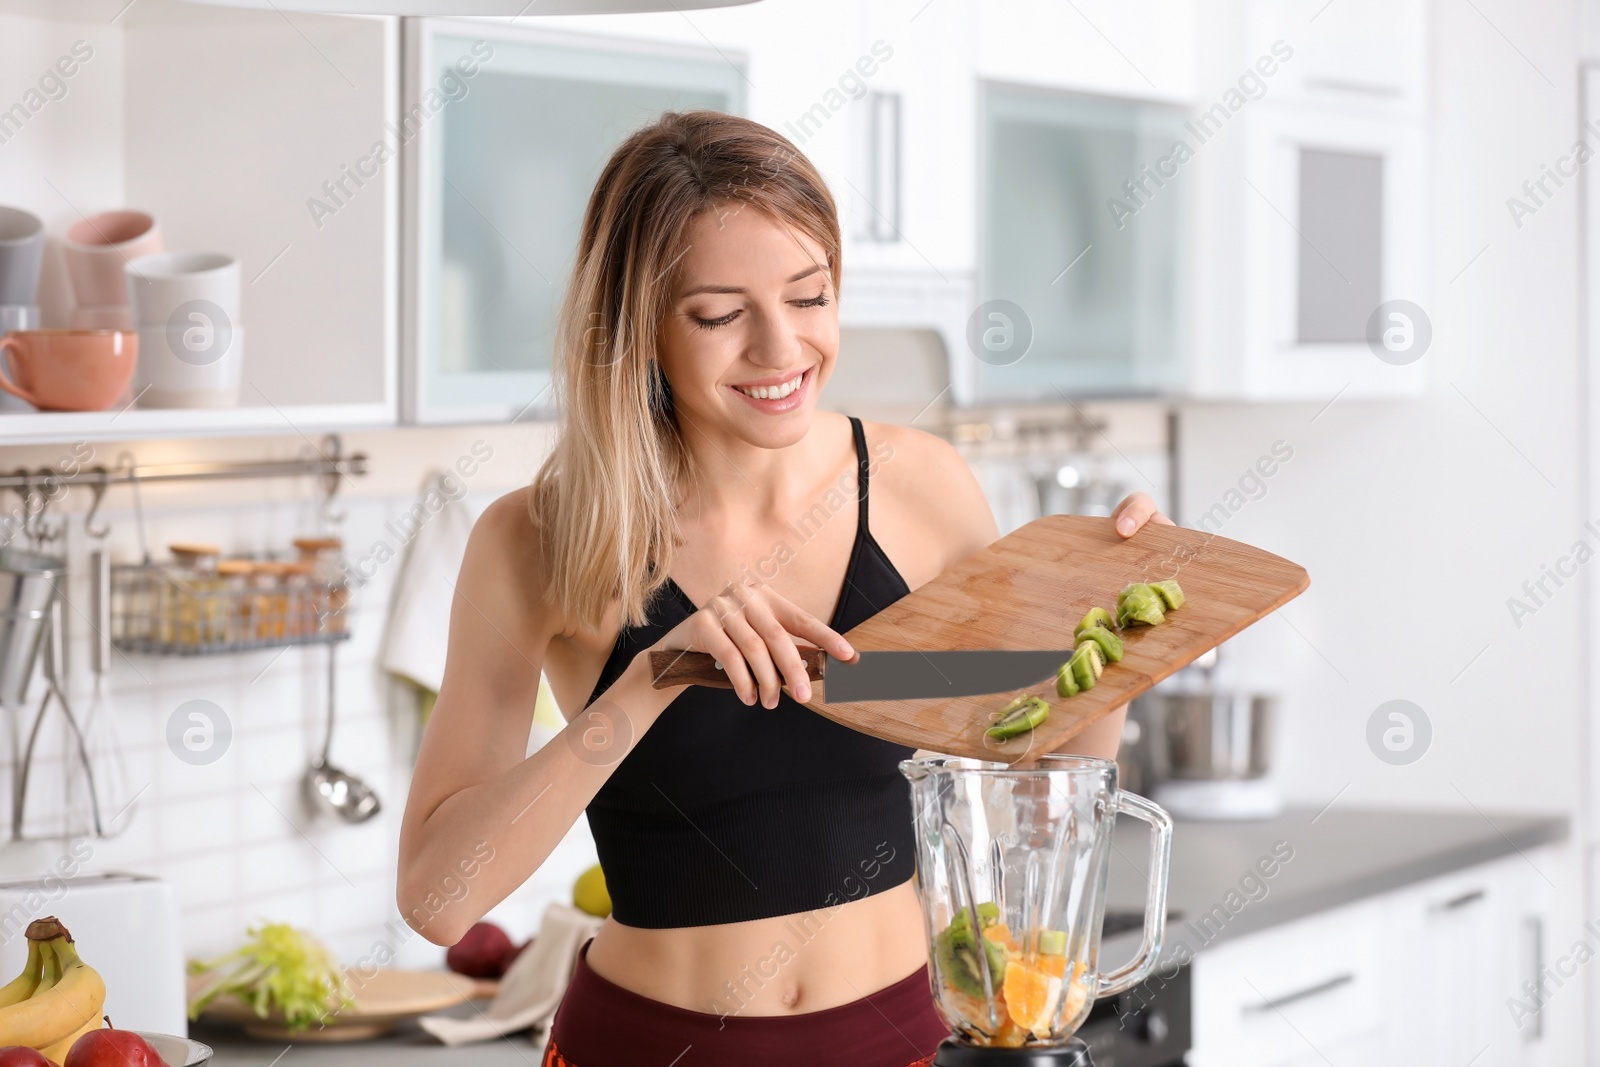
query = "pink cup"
(0, 329, 137, 412)
(62, 211, 162, 308)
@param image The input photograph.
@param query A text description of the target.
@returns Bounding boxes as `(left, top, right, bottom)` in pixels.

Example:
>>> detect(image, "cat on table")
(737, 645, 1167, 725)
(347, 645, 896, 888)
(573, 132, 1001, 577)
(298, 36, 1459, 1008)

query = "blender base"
(932, 1037, 1093, 1066)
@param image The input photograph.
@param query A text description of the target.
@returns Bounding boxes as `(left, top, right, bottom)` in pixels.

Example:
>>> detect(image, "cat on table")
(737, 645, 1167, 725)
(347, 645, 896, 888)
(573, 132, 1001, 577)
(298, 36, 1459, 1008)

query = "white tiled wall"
(0, 461, 593, 968)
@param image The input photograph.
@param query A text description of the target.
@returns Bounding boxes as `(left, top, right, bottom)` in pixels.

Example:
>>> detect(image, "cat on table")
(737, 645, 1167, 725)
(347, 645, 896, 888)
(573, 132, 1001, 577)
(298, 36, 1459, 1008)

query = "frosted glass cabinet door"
(978, 87, 1189, 399)
(404, 22, 745, 423)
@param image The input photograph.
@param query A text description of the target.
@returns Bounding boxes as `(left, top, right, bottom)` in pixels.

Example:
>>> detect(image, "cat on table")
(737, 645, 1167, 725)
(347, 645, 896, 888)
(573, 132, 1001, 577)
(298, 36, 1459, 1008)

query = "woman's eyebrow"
(679, 264, 825, 298)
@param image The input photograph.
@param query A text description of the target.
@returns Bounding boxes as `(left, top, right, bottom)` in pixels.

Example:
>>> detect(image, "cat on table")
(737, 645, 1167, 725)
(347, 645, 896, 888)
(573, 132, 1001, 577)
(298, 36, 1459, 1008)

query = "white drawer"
(1189, 897, 1386, 1067)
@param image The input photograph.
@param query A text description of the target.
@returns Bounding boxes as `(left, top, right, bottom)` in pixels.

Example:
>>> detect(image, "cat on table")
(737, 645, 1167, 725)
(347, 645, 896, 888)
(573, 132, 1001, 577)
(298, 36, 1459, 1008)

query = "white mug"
(124, 252, 240, 331)
(134, 322, 242, 409)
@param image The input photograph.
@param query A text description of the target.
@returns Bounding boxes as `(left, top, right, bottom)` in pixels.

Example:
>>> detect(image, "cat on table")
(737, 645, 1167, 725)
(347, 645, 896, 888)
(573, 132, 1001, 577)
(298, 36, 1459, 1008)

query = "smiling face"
(655, 203, 838, 450)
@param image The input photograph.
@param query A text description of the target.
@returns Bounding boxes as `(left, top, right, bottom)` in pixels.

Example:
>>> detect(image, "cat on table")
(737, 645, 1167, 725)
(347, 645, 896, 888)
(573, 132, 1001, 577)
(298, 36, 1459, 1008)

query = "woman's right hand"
(646, 579, 856, 709)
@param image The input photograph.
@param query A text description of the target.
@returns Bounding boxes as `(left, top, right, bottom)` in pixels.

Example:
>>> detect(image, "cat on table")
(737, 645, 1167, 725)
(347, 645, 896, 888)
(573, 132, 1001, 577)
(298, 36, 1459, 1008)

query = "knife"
(648, 649, 1076, 703)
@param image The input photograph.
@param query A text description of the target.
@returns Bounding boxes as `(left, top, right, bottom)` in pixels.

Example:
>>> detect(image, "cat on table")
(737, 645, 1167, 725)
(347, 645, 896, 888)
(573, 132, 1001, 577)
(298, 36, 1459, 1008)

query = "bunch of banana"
(0, 918, 104, 1061)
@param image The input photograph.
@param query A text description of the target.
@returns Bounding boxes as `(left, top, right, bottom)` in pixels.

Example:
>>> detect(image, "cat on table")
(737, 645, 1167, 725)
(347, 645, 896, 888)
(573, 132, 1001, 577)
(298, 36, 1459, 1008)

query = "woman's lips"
(729, 367, 811, 414)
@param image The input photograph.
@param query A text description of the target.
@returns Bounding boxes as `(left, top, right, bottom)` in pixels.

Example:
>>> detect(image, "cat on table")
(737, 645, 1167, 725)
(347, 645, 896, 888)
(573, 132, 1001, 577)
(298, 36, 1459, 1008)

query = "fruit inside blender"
(932, 902, 1092, 1047)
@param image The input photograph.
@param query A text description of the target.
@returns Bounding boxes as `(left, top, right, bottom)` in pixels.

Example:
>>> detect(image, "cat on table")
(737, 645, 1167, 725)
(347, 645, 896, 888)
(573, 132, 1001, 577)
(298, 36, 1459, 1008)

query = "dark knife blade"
(823, 650, 1075, 703)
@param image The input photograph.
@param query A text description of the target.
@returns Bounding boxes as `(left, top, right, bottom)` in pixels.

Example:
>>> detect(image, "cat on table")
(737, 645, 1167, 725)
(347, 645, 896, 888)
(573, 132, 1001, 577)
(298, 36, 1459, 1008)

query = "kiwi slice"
(936, 920, 1008, 998)
(1055, 661, 1080, 699)
(1150, 580, 1185, 611)
(1075, 625, 1124, 664)
(987, 696, 1050, 741)
(1116, 583, 1166, 627)
(1074, 607, 1115, 639)
(1038, 929, 1068, 956)
(1069, 643, 1103, 692)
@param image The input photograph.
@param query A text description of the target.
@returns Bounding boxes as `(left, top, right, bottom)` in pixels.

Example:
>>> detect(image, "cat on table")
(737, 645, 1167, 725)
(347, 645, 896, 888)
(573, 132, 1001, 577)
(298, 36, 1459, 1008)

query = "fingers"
(744, 599, 816, 704)
(1112, 492, 1173, 537)
(700, 625, 757, 706)
(722, 609, 782, 708)
(764, 588, 856, 663)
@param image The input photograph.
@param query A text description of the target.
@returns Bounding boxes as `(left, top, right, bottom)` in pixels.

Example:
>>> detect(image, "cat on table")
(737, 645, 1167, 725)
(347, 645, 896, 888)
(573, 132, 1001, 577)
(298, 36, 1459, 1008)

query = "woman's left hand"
(1110, 491, 1175, 538)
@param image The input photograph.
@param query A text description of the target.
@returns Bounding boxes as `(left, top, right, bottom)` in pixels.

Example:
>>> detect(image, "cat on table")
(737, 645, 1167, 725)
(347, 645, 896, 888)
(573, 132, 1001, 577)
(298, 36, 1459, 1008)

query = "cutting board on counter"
(189, 969, 478, 1041)
(801, 514, 1308, 762)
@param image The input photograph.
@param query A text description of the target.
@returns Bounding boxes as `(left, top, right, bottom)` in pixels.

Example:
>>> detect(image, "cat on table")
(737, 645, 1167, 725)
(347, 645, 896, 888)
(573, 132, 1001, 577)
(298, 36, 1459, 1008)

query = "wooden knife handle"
(649, 647, 826, 690)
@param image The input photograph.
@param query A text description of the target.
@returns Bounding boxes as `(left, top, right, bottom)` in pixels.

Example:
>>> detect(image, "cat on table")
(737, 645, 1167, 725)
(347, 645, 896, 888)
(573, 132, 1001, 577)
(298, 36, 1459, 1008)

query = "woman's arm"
(396, 491, 859, 946)
(395, 493, 679, 946)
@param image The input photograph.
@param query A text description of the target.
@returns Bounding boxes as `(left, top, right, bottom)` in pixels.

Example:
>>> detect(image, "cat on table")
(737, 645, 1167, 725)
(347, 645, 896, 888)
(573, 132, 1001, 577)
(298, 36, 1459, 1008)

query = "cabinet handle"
(1428, 888, 1486, 913)
(1241, 973, 1354, 1015)
(1303, 76, 1403, 99)
(1523, 916, 1544, 1043)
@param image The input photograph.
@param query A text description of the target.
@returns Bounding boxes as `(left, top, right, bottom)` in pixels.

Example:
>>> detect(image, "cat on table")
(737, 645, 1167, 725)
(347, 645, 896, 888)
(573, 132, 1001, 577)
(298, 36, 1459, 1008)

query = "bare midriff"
(581, 877, 930, 1017)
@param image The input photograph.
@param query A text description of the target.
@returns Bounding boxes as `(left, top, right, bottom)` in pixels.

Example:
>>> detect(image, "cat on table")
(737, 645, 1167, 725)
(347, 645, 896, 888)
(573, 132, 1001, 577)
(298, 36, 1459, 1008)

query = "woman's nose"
(745, 304, 803, 367)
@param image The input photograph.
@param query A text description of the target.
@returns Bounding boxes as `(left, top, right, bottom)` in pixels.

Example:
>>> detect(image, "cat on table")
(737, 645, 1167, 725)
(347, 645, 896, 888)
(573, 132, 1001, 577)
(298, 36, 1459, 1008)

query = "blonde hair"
(530, 111, 842, 631)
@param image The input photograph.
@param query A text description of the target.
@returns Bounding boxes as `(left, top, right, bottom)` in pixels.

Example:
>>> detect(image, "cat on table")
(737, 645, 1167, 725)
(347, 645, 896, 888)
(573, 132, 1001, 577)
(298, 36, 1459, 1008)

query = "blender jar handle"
(1094, 790, 1174, 998)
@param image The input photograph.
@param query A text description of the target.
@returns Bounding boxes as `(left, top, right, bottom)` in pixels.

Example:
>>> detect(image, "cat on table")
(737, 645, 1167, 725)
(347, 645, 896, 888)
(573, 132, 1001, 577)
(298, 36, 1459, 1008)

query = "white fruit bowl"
(134, 1031, 213, 1067)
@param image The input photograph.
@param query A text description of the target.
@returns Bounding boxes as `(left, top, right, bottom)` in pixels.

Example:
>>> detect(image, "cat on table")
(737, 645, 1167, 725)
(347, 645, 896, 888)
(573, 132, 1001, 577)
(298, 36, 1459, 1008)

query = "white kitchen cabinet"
(1383, 852, 1554, 1067)
(1188, 852, 1555, 1066)
(1185, 0, 1429, 402)
(400, 18, 744, 423)
(1188, 896, 1388, 1067)
(1246, 0, 1428, 121)
(0, 1, 400, 442)
(976, 85, 1192, 401)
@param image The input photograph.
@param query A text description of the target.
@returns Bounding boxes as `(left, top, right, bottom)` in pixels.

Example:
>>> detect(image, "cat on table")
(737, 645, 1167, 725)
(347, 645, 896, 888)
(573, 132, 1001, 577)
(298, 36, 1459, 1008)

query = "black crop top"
(581, 416, 919, 928)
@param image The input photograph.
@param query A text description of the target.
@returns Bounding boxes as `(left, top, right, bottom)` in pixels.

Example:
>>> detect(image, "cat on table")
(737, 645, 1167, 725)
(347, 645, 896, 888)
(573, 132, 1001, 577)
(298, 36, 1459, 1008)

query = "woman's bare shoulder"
(857, 419, 999, 569)
(459, 487, 565, 637)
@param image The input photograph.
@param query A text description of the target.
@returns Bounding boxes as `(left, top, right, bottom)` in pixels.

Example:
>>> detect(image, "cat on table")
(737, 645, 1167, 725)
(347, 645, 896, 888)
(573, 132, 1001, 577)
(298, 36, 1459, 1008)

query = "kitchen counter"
(191, 1005, 544, 1067)
(1101, 804, 1568, 959)
(191, 806, 1567, 1065)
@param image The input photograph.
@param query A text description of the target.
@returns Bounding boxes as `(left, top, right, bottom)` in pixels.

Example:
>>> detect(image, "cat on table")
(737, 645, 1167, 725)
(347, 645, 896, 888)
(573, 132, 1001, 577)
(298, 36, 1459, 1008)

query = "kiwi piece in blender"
(936, 920, 1009, 998)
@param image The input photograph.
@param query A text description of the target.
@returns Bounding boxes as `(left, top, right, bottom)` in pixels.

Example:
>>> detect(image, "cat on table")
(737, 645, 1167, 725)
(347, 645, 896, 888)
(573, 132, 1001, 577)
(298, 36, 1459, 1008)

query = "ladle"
(304, 642, 380, 822)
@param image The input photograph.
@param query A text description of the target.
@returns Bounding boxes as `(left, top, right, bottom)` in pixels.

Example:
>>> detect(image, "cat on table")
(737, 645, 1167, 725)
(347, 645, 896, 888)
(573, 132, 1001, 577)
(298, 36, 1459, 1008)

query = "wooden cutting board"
(189, 968, 477, 1041)
(802, 514, 1309, 763)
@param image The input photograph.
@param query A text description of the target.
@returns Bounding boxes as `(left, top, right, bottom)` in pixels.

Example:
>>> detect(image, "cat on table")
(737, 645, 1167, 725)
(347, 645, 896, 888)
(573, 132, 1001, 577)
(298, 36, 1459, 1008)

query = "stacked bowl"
(63, 209, 163, 329)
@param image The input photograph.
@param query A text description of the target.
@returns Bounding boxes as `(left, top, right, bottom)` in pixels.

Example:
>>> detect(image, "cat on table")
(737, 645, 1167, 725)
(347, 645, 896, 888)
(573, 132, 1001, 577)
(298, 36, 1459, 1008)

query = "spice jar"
(250, 561, 289, 640)
(293, 537, 347, 634)
(279, 560, 315, 638)
(216, 559, 255, 646)
(164, 543, 222, 647)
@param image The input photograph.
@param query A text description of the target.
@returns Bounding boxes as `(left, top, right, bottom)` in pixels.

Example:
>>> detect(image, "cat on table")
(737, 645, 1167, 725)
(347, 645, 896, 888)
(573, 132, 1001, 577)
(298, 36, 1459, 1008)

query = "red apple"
(446, 922, 515, 979)
(0, 1047, 53, 1067)
(64, 1027, 161, 1067)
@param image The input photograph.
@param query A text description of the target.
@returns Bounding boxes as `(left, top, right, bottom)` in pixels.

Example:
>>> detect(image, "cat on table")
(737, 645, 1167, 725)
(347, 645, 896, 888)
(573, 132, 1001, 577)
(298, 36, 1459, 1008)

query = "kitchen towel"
(380, 470, 478, 693)
(418, 901, 603, 1046)
(380, 472, 565, 754)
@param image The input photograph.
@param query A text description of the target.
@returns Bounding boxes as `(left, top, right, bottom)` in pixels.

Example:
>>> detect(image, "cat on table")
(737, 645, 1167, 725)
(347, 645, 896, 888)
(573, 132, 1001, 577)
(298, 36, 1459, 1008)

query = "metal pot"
(1148, 692, 1276, 781)
(0, 549, 64, 707)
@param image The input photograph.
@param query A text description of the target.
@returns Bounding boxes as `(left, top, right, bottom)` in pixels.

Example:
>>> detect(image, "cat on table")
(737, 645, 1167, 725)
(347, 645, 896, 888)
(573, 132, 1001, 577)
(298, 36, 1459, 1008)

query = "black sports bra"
(581, 416, 919, 929)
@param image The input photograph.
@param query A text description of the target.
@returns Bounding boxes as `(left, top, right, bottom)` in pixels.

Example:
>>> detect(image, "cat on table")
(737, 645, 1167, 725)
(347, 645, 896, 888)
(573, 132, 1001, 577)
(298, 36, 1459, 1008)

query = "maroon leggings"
(542, 938, 949, 1067)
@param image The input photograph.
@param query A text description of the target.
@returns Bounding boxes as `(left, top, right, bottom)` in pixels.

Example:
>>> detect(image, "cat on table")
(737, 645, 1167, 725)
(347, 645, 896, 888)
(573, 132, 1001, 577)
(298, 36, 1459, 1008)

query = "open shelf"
(0, 402, 394, 445)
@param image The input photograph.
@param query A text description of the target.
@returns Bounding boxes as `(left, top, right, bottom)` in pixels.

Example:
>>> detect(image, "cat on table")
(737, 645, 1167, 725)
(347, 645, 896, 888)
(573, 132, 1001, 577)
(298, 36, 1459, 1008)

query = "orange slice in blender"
(1001, 959, 1064, 1035)
(981, 924, 1019, 953)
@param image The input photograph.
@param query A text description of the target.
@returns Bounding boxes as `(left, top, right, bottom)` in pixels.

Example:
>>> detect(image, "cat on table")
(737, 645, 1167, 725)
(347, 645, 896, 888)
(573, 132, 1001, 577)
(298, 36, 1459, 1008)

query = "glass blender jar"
(900, 754, 1173, 1065)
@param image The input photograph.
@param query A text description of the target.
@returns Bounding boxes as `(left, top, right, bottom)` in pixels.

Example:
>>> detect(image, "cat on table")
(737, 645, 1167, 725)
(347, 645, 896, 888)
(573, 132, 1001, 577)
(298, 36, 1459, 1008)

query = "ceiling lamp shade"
(177, 0, 757, 11)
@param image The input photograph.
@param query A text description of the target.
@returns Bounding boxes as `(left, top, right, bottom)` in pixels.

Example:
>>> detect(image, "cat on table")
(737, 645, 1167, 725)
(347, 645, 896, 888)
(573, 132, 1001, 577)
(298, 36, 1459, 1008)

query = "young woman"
(397, 110, 1170, 1067)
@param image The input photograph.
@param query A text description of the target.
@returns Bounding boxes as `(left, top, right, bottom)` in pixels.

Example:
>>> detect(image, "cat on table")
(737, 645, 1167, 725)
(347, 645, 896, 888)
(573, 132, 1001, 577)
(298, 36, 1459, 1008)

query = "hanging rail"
(0, 434, 365, 548)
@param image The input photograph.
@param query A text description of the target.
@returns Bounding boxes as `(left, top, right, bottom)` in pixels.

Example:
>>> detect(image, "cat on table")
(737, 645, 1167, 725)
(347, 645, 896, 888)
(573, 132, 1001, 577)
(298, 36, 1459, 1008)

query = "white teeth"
(735, 372, 803, 401)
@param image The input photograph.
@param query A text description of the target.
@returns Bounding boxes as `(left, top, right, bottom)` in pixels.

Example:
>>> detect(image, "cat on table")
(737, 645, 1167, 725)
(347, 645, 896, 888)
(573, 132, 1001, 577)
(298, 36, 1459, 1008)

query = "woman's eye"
(691, 310, 739, 331)
(794, 290, 831, 309)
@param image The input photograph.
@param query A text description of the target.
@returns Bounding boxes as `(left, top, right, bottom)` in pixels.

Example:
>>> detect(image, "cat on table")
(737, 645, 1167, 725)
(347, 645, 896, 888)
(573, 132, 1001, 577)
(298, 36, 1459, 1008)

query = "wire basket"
(109, 556, 350, 655)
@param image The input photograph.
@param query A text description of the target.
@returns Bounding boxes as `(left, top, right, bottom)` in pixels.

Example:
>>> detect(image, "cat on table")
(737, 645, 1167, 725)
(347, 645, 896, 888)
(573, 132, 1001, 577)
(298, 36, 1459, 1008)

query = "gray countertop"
(193, 806, 1568, 1065)
(1100, 804, 1568, 961)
